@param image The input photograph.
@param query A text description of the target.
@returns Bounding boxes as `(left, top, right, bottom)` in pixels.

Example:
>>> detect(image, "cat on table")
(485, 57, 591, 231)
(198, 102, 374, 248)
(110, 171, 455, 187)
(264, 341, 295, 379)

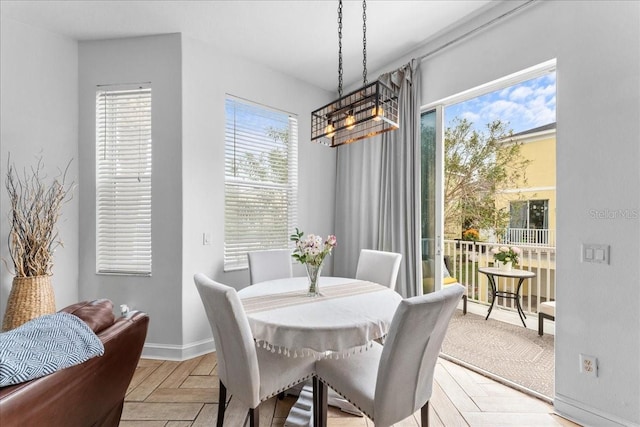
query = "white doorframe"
(433, 104, 445, 291)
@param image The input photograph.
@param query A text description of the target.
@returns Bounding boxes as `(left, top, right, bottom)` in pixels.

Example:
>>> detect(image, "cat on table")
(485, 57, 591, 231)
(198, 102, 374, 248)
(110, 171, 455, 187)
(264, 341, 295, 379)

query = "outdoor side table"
(478, 267, 536, 327)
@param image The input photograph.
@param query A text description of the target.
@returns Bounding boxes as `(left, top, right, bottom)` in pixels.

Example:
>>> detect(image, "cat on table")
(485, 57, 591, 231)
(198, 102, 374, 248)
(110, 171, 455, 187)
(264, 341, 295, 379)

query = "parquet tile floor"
(120, 353, 580, 427)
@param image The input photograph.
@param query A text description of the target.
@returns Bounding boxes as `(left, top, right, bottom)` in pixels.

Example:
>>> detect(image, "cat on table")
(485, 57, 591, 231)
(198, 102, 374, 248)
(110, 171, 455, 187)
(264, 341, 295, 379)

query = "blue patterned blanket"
(0, 312, 104, 387)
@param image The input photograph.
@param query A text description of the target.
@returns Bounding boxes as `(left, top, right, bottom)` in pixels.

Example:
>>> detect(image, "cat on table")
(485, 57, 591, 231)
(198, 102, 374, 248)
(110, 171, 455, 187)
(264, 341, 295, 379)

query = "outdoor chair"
(444, 255, 468, 314)
(538, 300, 556, 336)
(422, 256, 467, 314)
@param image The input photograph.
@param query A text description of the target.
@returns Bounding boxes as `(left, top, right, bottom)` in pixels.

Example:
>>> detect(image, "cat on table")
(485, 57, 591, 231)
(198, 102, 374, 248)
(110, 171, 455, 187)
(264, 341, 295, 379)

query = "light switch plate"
(584, 248, 594, 260)
(203, 233, 212, 245)
(582, 244, 609, 264)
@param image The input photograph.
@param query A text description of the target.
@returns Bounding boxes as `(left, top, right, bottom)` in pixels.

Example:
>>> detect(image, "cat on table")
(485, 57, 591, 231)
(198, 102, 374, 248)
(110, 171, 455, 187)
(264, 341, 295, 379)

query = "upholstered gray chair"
(247, 249, 293, 285)
(355, 249, 402, 290)
(314, 284, 465, 427)
(193, 273, 315, 426)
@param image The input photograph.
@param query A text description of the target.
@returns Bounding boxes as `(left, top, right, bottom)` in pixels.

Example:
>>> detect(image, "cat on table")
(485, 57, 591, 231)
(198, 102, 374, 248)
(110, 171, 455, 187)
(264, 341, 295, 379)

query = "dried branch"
(5, 155, 75, 277)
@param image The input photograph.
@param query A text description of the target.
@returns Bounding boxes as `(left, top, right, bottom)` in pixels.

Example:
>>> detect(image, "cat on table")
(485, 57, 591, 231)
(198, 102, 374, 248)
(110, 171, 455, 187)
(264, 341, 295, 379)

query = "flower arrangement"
(491, 246, 521, 265)
(290, 228, 337, 267)
(462, 228, 480, 242)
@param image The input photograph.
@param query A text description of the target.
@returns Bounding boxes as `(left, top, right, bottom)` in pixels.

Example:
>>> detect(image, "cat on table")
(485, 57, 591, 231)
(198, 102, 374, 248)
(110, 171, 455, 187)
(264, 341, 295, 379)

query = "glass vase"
(305, 262, 323, 297)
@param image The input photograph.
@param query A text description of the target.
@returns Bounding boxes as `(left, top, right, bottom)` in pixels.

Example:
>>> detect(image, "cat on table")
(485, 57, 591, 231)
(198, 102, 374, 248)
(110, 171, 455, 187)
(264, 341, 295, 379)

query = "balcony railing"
(443, 240, 556, 315)
(503, 228, 555, 247)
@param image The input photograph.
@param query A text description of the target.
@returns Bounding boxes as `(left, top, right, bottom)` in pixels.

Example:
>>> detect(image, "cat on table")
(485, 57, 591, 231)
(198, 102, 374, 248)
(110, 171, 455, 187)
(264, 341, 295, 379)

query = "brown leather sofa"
(0, 299, 149, 426)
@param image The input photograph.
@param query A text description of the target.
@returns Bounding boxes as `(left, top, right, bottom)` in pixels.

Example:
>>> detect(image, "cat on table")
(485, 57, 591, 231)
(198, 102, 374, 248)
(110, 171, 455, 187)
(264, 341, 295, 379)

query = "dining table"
(238, 275, 403, 425)
(238, 276, 402, 357)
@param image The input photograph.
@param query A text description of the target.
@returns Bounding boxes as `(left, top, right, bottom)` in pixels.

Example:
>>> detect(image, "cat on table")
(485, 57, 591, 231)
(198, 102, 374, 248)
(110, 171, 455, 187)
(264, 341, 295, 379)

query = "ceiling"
(0, 0, 498, 92)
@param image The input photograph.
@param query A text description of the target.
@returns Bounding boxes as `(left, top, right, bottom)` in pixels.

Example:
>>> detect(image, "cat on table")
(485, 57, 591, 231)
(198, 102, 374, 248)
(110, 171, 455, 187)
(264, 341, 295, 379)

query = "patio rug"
(441, 310, 554, 399)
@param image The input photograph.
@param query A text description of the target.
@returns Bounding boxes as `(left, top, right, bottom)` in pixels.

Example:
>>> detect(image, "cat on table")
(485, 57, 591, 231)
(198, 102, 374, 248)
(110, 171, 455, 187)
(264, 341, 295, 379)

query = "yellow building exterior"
(497, 123, 556, 247)
(496, 123, 556, 299)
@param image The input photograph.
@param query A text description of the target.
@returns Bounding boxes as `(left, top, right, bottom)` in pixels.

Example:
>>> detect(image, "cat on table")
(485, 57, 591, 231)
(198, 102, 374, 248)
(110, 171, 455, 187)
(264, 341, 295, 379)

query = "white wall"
(0, 18, 79, 318)
(379, 1, 639, 425)
(75, 33, 335, 359)
(78, 34, 184, 348)
(181, 36, 336, 354)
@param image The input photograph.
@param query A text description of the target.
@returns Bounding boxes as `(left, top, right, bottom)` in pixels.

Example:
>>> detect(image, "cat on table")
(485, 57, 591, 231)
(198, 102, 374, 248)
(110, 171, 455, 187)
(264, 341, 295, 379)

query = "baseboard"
(141, 338, 215, 361)
(555, 393, 639, 427)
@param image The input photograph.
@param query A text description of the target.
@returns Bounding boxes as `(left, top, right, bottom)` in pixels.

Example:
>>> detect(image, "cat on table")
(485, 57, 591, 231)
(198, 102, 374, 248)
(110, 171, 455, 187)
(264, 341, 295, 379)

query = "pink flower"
(291, 229, 337, 266)
(492, 245, 521, 265)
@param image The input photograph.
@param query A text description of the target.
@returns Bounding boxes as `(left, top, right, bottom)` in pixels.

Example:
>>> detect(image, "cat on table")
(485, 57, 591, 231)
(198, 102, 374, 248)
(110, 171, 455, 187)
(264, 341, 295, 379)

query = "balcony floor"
(442, 301, 555, 401)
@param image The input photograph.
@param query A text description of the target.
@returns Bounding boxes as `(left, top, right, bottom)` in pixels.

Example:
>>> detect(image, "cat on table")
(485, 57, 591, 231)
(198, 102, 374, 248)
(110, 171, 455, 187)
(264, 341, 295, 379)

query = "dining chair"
(247, 249, 293, 285)
(193, 273, 315, 426)
(314, 283, 465, 427)
(355, 249, 402, 290)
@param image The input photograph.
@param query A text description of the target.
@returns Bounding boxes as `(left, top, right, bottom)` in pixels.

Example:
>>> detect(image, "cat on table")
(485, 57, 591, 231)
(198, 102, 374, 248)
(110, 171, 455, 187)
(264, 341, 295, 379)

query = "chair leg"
(217, 381, 226, 427)
(313, 377, 328, 427)
(462, 295, 467, 315)
(538, 313, 555, 336)
(421, 401, 429, 426)
(248, 407, 259, 427)
(538, 312, 544, 336)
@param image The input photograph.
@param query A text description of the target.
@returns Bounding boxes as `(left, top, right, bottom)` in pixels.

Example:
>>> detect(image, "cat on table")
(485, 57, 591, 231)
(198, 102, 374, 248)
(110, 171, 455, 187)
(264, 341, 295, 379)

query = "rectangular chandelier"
(311, 80, 399, 148)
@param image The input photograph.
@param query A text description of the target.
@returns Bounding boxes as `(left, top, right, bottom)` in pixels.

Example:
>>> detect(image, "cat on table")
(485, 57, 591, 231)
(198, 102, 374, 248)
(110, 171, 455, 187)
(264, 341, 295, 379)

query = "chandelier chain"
(312, 0, 400, 147)
(338, 0, 343, 97)
(362, 0, 367, 85)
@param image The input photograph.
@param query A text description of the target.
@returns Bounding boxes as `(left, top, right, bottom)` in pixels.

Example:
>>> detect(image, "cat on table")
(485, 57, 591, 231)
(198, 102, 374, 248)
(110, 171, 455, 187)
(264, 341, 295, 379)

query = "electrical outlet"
(580, 354, 598, 377)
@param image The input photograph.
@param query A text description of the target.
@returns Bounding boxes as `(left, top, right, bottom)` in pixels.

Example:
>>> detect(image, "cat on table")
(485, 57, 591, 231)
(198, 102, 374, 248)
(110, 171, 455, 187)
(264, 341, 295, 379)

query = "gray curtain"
(334, 59, 422, 298)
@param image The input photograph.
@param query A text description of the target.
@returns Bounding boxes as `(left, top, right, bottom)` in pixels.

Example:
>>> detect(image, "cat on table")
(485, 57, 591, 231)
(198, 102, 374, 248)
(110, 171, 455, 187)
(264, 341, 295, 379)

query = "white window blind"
(96, 86, 152, 275)
(224, 96, 298, 270)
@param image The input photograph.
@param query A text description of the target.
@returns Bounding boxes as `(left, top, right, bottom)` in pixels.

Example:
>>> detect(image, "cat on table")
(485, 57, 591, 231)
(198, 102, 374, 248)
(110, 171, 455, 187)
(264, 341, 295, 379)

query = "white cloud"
(509, 86, 533, 101)
(499, 87, 512, 98)
(445, 72, 557, 133)
(460, 111, 480, 123)
(480, 99, 525, 123)
(534, 83, 556, 98)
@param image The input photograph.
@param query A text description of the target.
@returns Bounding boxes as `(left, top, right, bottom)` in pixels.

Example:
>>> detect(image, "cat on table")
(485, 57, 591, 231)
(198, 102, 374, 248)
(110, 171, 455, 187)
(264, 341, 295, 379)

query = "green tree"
(444, 117, 529, 239)
(266, 126, 289, 184)
(235, 126, 289, 183)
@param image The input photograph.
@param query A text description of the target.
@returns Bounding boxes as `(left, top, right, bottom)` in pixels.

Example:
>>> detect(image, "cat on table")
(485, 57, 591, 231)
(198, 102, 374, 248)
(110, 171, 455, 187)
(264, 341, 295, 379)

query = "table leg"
(485, 275, 498, 320)
(514, 278, 527, 327)
(313, 377, 328, 427)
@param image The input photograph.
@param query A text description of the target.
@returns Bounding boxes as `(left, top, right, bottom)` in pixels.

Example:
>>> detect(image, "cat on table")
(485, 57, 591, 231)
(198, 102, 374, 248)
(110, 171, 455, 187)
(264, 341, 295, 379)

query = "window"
(224, 96, 298, 270)
(440, 66, 556, 242)
(96, 86, 152, 275)
(509, 199, 549, 244)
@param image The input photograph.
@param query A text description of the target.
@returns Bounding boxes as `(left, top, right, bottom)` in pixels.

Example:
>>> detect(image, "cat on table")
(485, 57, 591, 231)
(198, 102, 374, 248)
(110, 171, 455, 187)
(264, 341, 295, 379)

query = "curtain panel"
(334, 60, 422, 298)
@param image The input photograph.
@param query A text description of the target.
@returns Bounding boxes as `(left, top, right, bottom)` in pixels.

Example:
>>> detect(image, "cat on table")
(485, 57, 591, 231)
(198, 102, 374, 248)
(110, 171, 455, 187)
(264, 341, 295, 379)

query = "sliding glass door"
(420, 108, 444, 294)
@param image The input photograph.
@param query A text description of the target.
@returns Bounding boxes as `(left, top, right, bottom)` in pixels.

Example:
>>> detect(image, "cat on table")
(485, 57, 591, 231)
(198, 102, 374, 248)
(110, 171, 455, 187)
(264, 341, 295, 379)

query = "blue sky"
(445, 72, 556, 134)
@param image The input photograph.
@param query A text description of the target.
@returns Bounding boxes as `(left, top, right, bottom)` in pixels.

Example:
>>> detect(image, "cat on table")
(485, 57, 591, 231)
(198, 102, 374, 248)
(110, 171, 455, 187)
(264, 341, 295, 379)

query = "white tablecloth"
(238, 277, 402, 359)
